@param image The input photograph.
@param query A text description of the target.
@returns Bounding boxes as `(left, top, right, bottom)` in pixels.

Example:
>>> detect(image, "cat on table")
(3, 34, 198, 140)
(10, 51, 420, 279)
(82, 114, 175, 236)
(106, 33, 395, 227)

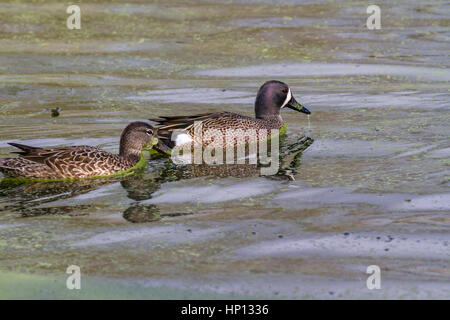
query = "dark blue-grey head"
(255, 80, 310, 119)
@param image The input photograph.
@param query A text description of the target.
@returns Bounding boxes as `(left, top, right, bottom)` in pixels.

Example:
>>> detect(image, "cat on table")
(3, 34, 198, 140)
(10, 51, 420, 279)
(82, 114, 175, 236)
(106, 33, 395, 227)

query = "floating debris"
(42, 107, 61, 117)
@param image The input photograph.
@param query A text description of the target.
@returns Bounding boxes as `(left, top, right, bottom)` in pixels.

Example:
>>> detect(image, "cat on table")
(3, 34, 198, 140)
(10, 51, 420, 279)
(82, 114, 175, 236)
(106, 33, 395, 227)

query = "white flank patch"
(175, 133, 193, 146)
(281, 88, 292, 108)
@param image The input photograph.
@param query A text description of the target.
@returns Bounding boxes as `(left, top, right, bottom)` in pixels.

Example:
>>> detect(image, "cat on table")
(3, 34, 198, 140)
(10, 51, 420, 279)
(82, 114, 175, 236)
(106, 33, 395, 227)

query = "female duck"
(0, 122, 157, 179)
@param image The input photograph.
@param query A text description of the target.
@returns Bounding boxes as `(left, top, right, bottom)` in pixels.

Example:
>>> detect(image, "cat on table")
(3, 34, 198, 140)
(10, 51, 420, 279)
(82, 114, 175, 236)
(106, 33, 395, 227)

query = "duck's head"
(255, 80, 310, 119)
(120, 122, 158, 157)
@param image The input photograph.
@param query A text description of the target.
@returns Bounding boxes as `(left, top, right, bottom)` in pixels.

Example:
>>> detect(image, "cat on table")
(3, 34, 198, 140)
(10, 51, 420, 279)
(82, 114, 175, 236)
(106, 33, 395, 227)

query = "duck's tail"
(149, 113, 221, 148)
(7, 142, 56, 164)
(8, 142, 40, 155)
(0, 157, 33, 177)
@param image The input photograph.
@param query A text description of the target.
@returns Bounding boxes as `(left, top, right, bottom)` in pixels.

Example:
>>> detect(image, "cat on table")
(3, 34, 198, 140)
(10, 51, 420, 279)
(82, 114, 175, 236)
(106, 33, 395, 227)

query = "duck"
(0, 122, 158, 179)
(149, 80, 310, 149)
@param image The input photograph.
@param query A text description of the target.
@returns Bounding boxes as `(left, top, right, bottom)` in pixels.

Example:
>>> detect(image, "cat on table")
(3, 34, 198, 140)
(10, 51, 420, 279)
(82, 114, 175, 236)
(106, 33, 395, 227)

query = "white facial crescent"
(281, 88, 292, 108)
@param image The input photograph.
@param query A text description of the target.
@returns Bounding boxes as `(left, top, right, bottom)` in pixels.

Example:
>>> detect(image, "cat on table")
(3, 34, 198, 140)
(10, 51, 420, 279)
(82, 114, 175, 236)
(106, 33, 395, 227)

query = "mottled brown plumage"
(0, 122, 157, 179)
(149, 80, 311, 149)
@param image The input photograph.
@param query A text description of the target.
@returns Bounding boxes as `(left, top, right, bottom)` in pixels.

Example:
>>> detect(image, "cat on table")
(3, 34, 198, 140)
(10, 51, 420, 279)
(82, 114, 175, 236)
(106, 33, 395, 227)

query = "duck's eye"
(146, 129, 153, 135)
(281, 88, 288, 94)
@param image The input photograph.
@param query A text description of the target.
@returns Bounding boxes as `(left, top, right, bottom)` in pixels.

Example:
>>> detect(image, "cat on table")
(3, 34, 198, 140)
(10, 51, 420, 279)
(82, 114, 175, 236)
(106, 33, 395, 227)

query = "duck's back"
(41, 146, 132, 178)
(0, 157, 58, 179)
(0, 145, 133, 179)
(151, 112, 283, 148)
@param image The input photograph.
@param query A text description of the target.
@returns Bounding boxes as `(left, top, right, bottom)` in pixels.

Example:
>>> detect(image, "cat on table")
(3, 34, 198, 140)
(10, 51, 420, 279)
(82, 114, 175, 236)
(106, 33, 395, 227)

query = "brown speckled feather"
(0, 157, 58, 179)
(1, 144, 134, 179)
(0, 122, 155, 179)
(149, 80, 311, 151)
(150, 112, 283, 148)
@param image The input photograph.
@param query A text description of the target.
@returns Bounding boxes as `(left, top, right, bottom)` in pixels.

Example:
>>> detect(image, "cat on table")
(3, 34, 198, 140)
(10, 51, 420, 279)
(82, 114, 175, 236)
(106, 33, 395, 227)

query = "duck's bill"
(155, 140, 171, 154)
(143, 138, 158, 151)
(143, 140, 170, 155)
(287, 97, 311, 115)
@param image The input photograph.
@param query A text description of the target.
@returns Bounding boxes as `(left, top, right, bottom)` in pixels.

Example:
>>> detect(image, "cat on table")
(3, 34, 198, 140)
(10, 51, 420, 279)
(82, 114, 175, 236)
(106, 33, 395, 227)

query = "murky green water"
(0, 0, 449, 299)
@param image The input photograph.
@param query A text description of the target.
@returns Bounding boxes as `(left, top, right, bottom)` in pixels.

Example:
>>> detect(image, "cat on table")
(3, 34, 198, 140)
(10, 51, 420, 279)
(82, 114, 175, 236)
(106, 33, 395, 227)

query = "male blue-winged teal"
(0, 122, 158, 179)
(149, 80, 310, 149)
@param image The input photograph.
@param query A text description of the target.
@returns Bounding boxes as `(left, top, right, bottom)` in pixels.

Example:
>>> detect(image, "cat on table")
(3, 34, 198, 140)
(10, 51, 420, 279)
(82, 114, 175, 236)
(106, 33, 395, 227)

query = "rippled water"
(0, 0, 449, 299)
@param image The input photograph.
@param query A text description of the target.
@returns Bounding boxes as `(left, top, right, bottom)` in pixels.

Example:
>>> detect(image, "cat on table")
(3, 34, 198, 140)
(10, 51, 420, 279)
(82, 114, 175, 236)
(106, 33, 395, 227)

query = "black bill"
(287, 96, 311, 115)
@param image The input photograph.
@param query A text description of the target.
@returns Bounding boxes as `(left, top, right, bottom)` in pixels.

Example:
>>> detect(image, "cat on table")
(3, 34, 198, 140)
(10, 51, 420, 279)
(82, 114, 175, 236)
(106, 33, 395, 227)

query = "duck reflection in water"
(0, 136, 313, 223)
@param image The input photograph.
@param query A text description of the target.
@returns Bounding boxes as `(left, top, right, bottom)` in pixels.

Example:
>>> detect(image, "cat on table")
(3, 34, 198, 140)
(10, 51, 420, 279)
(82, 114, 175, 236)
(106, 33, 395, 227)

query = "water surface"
(0, 0, 449, 299)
